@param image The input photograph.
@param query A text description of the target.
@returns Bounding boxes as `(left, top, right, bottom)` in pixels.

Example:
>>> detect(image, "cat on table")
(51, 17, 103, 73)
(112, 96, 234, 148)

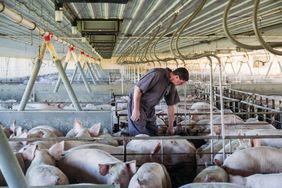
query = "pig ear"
(59, 141, 65, 150)
(48, 143, 64, 160)
(22, 144, 37, 161)
(19, 131, 28, 145)
(15, 126, 23, 137)
(126, 160, 136, 174)
(99, 163, 111, 176)
(214, 159, 222, 166)
(10, 120, 17, 133)
(151, 142, 161, 155)
(73, 119, 84, 134)
(88, 122, 101, 136)
(251, 139, 260, 147)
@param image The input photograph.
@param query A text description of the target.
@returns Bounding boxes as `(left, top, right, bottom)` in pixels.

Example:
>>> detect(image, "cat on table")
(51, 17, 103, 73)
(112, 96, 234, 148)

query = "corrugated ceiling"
(0, 0, 281, 59)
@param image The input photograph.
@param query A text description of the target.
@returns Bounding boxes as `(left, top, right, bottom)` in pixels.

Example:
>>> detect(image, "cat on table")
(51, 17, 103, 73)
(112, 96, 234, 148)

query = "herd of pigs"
(1, 98, 282, 188)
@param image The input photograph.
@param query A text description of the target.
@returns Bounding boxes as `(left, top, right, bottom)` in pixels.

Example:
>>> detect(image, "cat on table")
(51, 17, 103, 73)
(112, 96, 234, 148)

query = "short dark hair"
(172, 67, 189, 81)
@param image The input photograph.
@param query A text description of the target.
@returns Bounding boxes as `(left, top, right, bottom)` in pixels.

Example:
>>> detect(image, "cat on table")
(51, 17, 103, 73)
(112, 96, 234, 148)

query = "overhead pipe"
(0, 2, 98, 58)
(223, 0, 282, 51)
(253, 0, 282, 56)
(0, 2, 39, 32)
(117, 0, 192, 57)
(173, 0, 207, 59)
(153, 13, 178, 61)
(157, 1, 282, 54)
(141, 26, 161, 62)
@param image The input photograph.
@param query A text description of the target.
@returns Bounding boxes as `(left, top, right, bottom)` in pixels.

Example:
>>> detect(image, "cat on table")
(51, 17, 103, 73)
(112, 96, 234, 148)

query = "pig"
(9, 131, 28, 152)
(179, 182, 246, 188)
(13, 102, 63, 111)
(28, 125, 63, 137)
(128, 162, 172, 188)
(230, 173, 282, 188)
(126, 134, 196, 166)
(190, 102, 218, 122)
(21, 143, 69, 186)
(126, 134, 197, 187)
(66, 120, 119, 146)
(63, 142, 135, 161)
(245, 129, 282, 148)
(58, 148, 136, 188)
(26, 126, 59, 150)
(0, 124, 12, 138)
(196, 139, 225, 170)
(84, 104, 112, 110)
(66, 119, 101, 138)
(193, 166, 229, 183)
(214, 138, 251, 166)
(222, 146, 282, 176)
(60, 140, 93, 151)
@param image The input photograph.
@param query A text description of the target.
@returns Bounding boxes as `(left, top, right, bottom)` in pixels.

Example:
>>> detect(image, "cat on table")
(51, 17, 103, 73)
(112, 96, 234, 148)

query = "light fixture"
(55, 1, 63, 22)
(71, 21, 78, 35)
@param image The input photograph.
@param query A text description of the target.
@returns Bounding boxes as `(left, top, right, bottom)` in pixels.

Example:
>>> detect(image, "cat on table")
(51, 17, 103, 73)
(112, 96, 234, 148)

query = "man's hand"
(131, 108, 140, 121)
(167, 125, 174, 136)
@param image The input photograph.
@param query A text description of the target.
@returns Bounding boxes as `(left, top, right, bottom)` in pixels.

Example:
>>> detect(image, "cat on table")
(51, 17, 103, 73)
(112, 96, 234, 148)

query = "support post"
(53, 60, 68, 93)
(86, 62, 97, 84)
(72, 52, 92, 93)
(91, 63, 99, 80)
(0, 128, 29, 188)
(18, 42, 47, 111)
(46, 41, 82, 111)
(54, 59, 82, 111)
(70, 64, 78, 83)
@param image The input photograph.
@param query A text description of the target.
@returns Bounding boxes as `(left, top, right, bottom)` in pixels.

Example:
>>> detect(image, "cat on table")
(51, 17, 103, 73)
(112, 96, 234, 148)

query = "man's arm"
(131, 85, 142, 121)
(167, 105, 175, 135)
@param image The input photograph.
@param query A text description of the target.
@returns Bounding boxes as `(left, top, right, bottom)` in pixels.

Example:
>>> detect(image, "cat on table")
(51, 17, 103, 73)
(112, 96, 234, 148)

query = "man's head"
(170, 67, 189, 85)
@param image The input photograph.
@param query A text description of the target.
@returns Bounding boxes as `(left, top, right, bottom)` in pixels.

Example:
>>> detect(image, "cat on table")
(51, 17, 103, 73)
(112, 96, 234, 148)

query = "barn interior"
(0, 0, 282, 188)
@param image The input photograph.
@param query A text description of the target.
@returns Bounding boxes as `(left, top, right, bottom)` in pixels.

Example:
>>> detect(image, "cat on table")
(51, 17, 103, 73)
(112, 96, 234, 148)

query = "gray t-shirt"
(129, 68, 180, 117)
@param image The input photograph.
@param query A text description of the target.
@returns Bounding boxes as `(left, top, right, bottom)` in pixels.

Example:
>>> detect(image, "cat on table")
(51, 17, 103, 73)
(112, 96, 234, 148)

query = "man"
(128, 67, 189, 136)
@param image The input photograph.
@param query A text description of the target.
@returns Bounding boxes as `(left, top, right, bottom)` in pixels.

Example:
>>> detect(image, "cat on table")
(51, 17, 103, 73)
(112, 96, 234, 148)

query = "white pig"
(230, 173, 282, 188)
(193, 166, 228, 183)
(126, 134, 196, 166)
(128, 162, 172, 188)
(245, 129, 282, 148)
(58, 148, 136, 188)
(66, 120, 119, 146)
(223, 146, 282, 176)
(21, 143, 69, 186)
(179, 182, 246, 188)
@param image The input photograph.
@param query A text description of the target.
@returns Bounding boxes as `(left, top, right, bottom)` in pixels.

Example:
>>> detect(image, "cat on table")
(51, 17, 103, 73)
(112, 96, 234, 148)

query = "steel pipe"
(18, 58, 42, 111)
(253, 0, 282, 55)
(77, 61, 92, 93)
(54, 59, 82, 111)
(0, 128, 29, 188)
(207, 56, 215, 164)
(90, 64, 99, 80)
(70, 64, 78, 83)
(86, 62, 97, 85)
(54, 61, 68, 93)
